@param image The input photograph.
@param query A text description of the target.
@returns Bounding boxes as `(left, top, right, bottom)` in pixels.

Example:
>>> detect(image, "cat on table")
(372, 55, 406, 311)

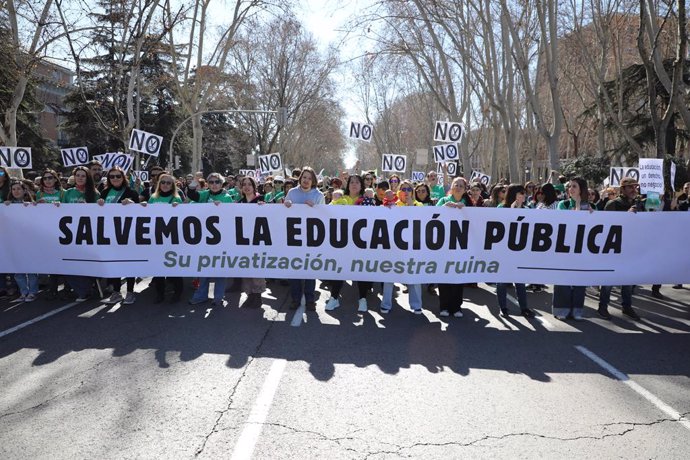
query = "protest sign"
(411, 171, 426, 182)
(382, 154, 407, 173)
(61, 147, 89, 167)
(94, 152, 134, 172)
(469, 170, 492, 186)
(259, 153, 282, 174)
(239, 169, 256, 178)
(2, 205, 689, 285)
(609, 167, 639, 186)
(437, 161, 458, 176)
(349, 122, 373, 142)
(131, 171, 150, 182)
(670, 162, 676, 191)
(129, 129, 163, 157)
(0, 147, 32, 169)
(432, 143, 460, 163)
(638, 159, 664, 194)
(434, 121, 464, 143)
(415, 149, 427, 165)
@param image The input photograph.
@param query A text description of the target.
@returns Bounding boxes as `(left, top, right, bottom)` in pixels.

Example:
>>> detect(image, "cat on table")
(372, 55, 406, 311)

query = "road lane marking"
(231, 359, 288, 460)
(0, 301, 81, 339)
(576, 345, 690, 431)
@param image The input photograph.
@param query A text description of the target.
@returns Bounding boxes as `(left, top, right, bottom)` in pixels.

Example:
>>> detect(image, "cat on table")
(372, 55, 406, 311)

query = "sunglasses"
(390, 180, 400, 183)
(159, 180, 174, 185)
(43, 176, 56, 180)
(208, 180, 222, 185)
(108, 175, 123, 179)
(400, 187, 413, 192)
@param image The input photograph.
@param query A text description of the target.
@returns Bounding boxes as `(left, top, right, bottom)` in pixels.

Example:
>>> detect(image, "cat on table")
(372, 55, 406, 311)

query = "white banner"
(638, 158, 664, 194)
(1, 205, 689, 285)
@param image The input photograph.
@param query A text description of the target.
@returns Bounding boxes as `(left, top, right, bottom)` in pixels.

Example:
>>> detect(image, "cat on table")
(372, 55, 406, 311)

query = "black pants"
(438, 283, 464, 314)
(330, 280, 373, 300)
(153, 277, 183, 298)
(110, 277, 135, 292)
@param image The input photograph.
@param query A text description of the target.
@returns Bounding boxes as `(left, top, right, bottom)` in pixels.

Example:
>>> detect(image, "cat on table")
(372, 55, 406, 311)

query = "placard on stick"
(129, 129, 163, 157)
(349, 122, 373, 142)
(0, 147, 32, 169)
(258, 153, 283, 174)
(469, 170, 491, 186)
(432, 143, 460, 163)
(437, 161, 458, 176)
(434, 121, 464, 143)
(411, 171, 426, 182)
(609, 167, 639, 186)
(382, 154, 407, 173)
(61, 147, 89, 167)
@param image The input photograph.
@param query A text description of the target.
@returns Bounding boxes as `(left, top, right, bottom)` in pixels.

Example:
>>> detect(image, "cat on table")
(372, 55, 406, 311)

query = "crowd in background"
(1, 161, 688, 322)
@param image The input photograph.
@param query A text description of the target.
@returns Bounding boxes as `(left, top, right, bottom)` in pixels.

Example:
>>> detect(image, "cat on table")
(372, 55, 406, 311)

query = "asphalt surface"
(0, 278, 689, 459)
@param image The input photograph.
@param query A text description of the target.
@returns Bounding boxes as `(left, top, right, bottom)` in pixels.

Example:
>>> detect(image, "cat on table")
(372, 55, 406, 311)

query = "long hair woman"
(98, 167, 140, 305)
(35, 169, 64, 203)
(552, 177, 592, 320)
(495, 184, 536, 318)
(62, 166, 98, 203)
(324, 174, 373, 313)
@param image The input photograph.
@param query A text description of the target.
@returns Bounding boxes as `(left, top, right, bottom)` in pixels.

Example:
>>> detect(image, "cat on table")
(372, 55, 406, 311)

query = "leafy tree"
(560, 154, 611, 186)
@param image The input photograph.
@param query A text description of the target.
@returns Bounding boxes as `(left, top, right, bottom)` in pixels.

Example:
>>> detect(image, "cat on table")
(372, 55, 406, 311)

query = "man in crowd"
(140, 165, 164, 202)
(598, 177, 643, 320)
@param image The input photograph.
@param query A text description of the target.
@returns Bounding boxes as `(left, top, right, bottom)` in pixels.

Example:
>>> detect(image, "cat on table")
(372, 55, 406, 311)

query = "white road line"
(0, 301, 81, 339)
(576, 345, 690, 431)
(231, 359, 288, 460)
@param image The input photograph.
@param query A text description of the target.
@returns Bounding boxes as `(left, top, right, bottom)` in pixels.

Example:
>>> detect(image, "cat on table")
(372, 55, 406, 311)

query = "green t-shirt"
(148, 194, 183, 204)
(192, 189, 236, 203)
(36, 190, 63, 203)
(104, 188, 124, 204)
(557, 198, 593, 211)
(273, 190, 285, 203)
(62, 188, 92, 203)
(436, 194, 467, 206)
(430, 184, 446, 201)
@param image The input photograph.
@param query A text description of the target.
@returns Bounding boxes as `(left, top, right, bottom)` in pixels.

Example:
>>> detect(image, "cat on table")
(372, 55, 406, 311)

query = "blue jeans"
(599, 285, 632, 310)
(381, 283, 422, 311)
(14, 273, 38, 296)
(290, 279, 316, 303)
(191, 278, 227, 303)
(497, 283, 528, 310)
(552, 285, 586, 317)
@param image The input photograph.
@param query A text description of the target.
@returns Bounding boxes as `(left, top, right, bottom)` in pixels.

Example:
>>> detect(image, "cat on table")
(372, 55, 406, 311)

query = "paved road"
(1, 279, 689, 459)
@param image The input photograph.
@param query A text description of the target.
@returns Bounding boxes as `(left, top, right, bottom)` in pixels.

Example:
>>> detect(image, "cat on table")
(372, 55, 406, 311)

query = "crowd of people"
(1, 161, 688, 322)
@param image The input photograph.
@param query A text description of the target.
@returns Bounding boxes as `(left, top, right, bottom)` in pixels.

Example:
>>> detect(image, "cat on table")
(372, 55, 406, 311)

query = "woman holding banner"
(98, 166, 140, 305)
(4, 181, 38, 302)
(324, 174, 373, 313)
(57, 166, 99, 301)
(35, 169, 64, 203)
(234, 176, 267, 309)
(61, 166, 99, 204)
(552, 177, 593, 320)
(0, 166, 9, 201)
(495, 184, 536, 318)
(380, 180, 424, 315)
(142, 173, 184, 303)
(435, 177, 468, 317)
(187, 172, 235, 204)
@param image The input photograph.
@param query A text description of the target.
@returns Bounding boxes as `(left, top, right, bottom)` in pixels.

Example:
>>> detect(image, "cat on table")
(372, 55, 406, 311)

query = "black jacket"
(100, 187, 140, 203)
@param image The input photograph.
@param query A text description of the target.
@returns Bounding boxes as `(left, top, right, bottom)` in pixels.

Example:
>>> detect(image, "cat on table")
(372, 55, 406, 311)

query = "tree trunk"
(192, 115, 203, 172)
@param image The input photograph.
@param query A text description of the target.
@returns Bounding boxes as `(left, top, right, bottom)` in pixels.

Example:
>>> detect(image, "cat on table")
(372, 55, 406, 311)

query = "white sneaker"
(123, 292, 136, 305)
(104, 292, 123, 304)
(439, 310, 450, 317)
(453, 310, 464, 318)
(17, 294, 26, 302)
(412, 308, 423, 315)
(25, 294, 36, 302)
(358, 298, 368, 312)
(325, 297, 340, 311)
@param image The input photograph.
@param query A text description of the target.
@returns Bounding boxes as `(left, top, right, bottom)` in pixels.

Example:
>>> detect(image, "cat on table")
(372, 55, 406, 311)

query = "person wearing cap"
(271, 176, 286, 203)
(598, 177, 643, 320)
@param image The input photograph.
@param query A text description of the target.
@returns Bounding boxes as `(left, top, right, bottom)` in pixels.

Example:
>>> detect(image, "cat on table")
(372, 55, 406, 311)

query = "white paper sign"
(382, 154, 407, 173)
(670, 162, 676, 192)
(94, 152, 134, 172)
(411, 171, 426, 182)
(415, 148, 427, 166)
(131, 171, 150, 182)
(432, 143, 460, 163)
(259, 153, 282, 173)
(61, 147, 89, 167)
(437, 161, 458, 176)
(349, 122, 373, 142)
(609, 167, 639, 186)
(0, 147, 32, 169)
(239, 169, 256, 177)
(129, 129, 163, 157)
(638, 158, 664, 194)
(470, 170, 492, 186)
(434, 121, 464, 143)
